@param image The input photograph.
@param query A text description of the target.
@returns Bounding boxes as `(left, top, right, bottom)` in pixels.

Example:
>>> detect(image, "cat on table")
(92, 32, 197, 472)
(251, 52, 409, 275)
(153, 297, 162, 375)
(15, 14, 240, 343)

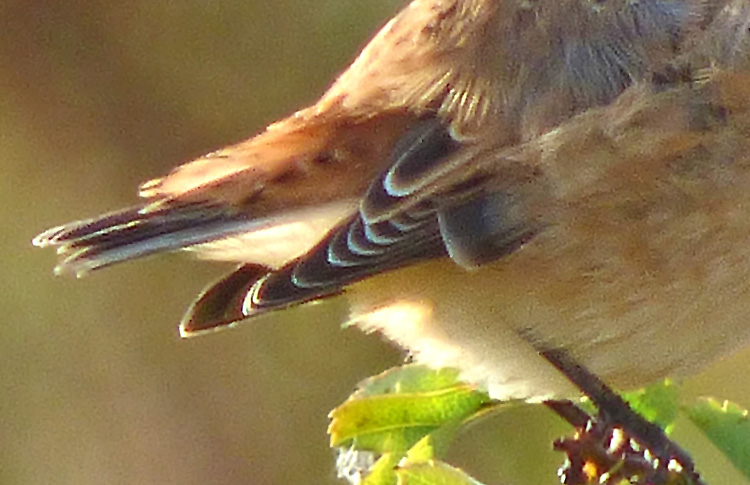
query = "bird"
(33, 0, 750, 402)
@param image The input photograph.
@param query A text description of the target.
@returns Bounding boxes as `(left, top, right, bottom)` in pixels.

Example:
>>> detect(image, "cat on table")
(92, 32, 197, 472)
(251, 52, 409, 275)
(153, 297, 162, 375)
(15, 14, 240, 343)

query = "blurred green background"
(3, 2, 750, 484)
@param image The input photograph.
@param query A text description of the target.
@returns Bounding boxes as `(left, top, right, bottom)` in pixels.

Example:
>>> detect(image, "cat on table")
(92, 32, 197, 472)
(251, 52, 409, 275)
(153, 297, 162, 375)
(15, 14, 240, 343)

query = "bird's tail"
(33, 108, 414, 277)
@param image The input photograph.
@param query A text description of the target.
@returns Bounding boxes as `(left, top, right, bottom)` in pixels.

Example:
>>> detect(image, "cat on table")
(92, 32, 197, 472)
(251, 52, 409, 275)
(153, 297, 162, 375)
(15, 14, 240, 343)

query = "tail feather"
(33, 203, 251, 276)
(33, 206, 145, 247)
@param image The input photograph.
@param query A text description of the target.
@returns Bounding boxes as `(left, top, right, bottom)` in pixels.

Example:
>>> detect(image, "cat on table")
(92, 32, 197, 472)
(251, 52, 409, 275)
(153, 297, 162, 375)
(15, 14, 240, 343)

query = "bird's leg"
(540, 348, 704, 485)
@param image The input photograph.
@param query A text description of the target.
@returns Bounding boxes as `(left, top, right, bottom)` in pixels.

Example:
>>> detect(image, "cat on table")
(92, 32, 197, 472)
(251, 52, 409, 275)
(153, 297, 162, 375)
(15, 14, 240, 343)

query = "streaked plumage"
(34, 0, 750, 400)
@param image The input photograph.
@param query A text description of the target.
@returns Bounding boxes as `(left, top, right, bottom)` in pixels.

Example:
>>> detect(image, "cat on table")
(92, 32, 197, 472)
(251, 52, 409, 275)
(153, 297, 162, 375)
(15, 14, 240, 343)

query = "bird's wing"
(213, 60, 750, 335)
(179, 117, 544, 334)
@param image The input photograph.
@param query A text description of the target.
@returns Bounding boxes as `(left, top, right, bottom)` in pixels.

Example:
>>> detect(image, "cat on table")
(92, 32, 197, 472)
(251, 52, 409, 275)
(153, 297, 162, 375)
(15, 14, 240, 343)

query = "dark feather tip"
(179, 264, 270, 337)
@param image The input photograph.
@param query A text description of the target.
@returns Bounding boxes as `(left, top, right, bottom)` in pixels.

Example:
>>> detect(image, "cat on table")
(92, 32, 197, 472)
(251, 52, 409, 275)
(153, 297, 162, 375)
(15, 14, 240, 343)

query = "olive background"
(2, 2, 750, 484)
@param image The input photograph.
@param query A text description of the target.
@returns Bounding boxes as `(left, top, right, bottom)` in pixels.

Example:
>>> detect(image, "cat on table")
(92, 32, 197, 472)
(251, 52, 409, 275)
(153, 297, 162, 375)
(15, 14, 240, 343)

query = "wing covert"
(244, 117, 541, 317)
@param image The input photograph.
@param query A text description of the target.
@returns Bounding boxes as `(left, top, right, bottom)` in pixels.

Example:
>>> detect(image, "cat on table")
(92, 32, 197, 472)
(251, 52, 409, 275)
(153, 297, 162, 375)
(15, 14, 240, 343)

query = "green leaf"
(396, 461, 486, 485)
(329, 365, 495, 483)
(329, 365, 490, 454)
(329, 384, 488, 452)
(354, 365, 466, 398)
(684, 398, 750, 479)
(622, 379, 680, 432)
(404, 417, 465, 463)
(361, 453, 400, 485)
